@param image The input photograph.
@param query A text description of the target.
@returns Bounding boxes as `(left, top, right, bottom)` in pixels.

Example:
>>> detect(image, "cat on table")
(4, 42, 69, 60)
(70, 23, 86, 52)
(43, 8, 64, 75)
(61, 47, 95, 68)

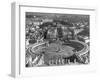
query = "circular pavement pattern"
(26, 40, 89, 66)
